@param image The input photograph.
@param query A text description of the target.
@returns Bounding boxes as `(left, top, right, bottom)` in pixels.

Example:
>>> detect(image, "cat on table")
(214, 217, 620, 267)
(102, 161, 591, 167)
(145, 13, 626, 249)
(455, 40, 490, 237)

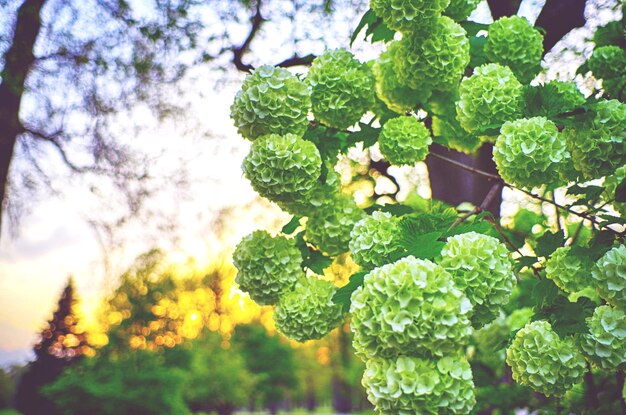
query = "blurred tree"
(42, 349, 190, 415)
(0, 0, 365, 243)
(0, 367, 15, 408)
(232, 323, 298, 415)
(14, 277, 90, 415)
(181, 332, 253, 415)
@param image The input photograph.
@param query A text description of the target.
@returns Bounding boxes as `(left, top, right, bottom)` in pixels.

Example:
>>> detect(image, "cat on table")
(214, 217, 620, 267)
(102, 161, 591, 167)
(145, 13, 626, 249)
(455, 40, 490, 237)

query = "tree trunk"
(0, 0, 46, 238)
(535, 0, 587, 54)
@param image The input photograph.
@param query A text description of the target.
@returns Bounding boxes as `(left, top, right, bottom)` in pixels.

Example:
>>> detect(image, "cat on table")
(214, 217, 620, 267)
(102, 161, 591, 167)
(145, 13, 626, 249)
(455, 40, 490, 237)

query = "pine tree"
(15, 277, 90, 415)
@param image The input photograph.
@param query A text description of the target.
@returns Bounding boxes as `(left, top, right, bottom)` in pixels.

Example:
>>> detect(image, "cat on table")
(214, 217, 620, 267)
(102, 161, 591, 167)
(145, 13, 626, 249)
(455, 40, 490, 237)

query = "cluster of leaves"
(229, 2, 626, 414)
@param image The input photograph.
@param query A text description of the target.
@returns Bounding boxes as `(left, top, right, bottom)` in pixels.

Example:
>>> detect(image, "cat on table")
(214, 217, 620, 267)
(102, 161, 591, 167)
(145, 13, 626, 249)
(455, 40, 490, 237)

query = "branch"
(535, 0, 587, 54)
(232, 0, 265, 73)
(276, 53, 316, 68)
(428, 152, 619, 234)
(24, 127, 93, 173)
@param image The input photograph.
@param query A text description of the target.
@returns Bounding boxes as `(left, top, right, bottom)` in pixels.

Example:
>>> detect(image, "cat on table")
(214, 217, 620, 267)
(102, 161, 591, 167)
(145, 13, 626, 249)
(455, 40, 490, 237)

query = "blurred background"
(0, 0, 622, 414)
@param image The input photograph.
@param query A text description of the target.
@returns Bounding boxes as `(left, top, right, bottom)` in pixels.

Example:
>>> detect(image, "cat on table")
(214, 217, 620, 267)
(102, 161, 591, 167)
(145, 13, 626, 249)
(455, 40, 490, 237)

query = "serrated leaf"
(461, 21, 489, 37)
(468, 34, 488, 68)
(616, 177, 626, 202)
(599, 214, 626, 225)
(535, 295, 596, 337)
(281, 216, 302, 235)
(566, 184, 605, 201)
(364, 203, 414, 216)
(589, 230, 616, 249)
(348, 123, 380, 149)
(514, 256, 538, 273)
(332, 271, 368, 313)
(350, 9, 394, 46)
(294, 231, 333, 274)
(395, 231, 445, 261)
(534, 230, 565, 257)
(350, 9, 377, 47)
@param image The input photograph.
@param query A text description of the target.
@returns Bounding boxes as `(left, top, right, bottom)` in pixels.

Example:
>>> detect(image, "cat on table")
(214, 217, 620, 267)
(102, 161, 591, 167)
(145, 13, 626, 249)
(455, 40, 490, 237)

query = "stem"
(428, 152, 619, 234)
(552, 192, 562, 232)
(448, 183, 502, 230)
(569, 220, 585, 246)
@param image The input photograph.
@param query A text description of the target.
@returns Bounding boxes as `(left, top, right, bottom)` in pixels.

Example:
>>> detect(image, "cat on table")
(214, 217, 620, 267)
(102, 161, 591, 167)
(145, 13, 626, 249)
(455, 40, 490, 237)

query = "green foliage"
(362, 355, 475, 415)
(332, 271, 368, 313)
(493, 117, 568, 188)
(348, 211, 403, 270)
(370, 0, 451, 33)
(506, 321, 587, 397)
(307, 49, 375, 129)
(484, 16, 543, 83)
(604, 165, 626, 217)
(274, 277, 344, 342)
(43, 350, 191, 415)
(523, 81, 586, 118)
(395, 16, 469, 93)
(579, 305, 626, 370)
(428, 90, 482, 154)
(350, 9, 395, 46)
(243, 133, 322, 205)
(456, 63, 524, 136)
(545, 246, 596, 299)
(440, 232, 516, 328)
(233, 230, 303, 305)
(350, 257, 472, 359)
(588, 46, 626, 79)
(592, 245, 626, 308)
(230, 65, 311, 140)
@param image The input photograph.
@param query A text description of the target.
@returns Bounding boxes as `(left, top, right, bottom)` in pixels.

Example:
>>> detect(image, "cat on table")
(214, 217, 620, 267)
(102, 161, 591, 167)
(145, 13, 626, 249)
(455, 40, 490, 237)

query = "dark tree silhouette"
(14, 277, 90, 415)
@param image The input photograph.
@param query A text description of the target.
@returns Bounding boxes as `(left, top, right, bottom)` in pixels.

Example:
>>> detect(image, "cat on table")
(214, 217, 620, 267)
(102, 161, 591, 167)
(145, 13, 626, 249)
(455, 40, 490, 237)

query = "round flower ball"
(588, 46, 626, 80)
(349, 211, 403, 270)
(440, 232, 516, 328)
(565, 99, 626, 180)
(242, 133, 322, 205)
(378, 116, 432, 166)
(506, 320, 587, 397)
(233, 231, 304, 305)
(277, 163, 342, 216)
(307, 49, 375, 129)
(305, 194, 365, 257)
(350, 256, 473, 359)
(545, 246, 595, 297)
(444, 0, 481, 21)
(484, 16, 544, 84)
(372, 43, 428, 113)
(394, 16, 469, 93)
(604, 165, 626, 217)
(456, 63, 524, 135)
(362, 355, 475, 415)
(371, 0, 451, 33)
(230, 65, 311, 140)
(592, 245, 626, 308)
(274, 277, 344, 342)
(579, 305, 626, 370)
(494, 117, 568, 188)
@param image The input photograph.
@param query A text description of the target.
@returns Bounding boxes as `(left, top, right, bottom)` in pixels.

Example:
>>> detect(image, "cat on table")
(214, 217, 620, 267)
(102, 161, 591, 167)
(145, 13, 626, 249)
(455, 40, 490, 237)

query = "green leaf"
(364, 203, 414, 216)
(514, 256, 538, 273)
(350, 9, 394, 47)
(332, 271, 368, 313)
(534, 296, 596, 337)
(395, 231, 445, 261)
(461, 21, 489, 37)
(566, 184, 605, 201)
(348, 123, 380, 149)
(534, 230, 565, 257)
(523, 83, 587, 118)
(281, 216, 302, 235)
(599, 214, 626, 225)
(294, 232, 333, 274)
(615, 177, 626, 202)
(468, 34, 489, 68)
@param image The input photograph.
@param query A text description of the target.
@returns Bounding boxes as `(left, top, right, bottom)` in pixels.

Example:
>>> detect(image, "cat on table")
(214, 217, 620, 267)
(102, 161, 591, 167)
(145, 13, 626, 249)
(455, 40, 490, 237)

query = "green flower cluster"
(349, 211, 402, 270)
(506, 321, 586, 397)
(307, 49, 375, 129)
(378, 116, 432, 166)
(592, 245, 626, 308)
(362, 355, 475, 415)
(395, 16, 469, 93)
(588, 46, 626, 80)
(604, 165, 626, 217)
(277, 163, 342, 216)
(242, 133, 322, 205)
(484, 16, 543, 84)
(579, 305, 626, 370)
(545, 247, 594, 297)
(565, 99, 626, 180)
(372, 43, 427, 113)
(350, 256, 473, 359)
(440, 232, 516, 328)
(456, 64, 524, 135)
(493, 117, 568, 188)
(230, 65, 311, 140)
(233, 231, 304, 305)
(274, 277, 344, 342)
(305, 194, 365, 256)
(444, 0, 481, 21)
(370, 0, 451, 33)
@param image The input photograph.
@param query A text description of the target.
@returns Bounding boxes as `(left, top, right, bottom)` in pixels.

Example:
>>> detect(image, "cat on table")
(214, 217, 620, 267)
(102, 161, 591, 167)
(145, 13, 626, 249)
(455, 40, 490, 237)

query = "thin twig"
(552, 192, 562, 232)
(448, 182, 502, 230)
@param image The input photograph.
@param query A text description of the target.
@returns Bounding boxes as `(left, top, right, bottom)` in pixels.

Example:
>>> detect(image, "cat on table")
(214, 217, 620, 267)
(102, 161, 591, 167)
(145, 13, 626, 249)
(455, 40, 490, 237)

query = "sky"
(0, 0, 620, 368)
